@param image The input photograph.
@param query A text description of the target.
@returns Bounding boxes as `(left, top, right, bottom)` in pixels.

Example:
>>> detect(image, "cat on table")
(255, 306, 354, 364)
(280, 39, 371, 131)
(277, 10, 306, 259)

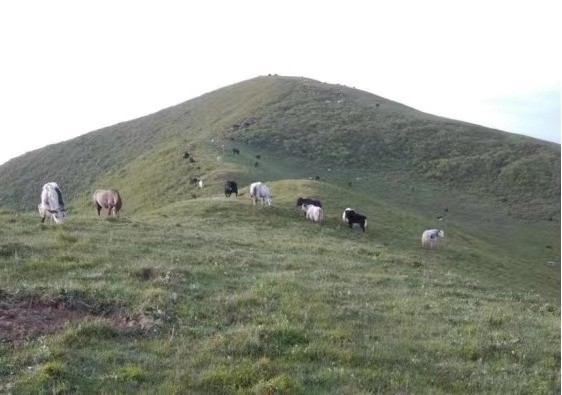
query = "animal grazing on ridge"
(249, 182, 262, 199)
(38, 182, 66, 224)
(305, 204, 324, 223)
(421, 229, 445, 249)
(342, 208, 367, 232)
(296, 197, 323, 216)
(249, 182, 271, 206)
(93, 189, 122, 217)
(224, 180, 238, 197)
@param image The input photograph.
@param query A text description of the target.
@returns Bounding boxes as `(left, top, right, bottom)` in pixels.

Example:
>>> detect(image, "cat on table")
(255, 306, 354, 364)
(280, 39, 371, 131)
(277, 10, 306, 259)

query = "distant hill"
(0, 75, 559, 221)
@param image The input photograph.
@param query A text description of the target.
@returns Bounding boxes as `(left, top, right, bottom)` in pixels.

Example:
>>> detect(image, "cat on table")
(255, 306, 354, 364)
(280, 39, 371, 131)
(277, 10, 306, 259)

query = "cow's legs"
(95, 202, 102, 216)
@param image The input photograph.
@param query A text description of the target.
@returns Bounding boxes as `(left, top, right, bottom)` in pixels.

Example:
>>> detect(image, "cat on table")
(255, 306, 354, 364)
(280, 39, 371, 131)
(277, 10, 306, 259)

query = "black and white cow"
(342, 208, 367, 232)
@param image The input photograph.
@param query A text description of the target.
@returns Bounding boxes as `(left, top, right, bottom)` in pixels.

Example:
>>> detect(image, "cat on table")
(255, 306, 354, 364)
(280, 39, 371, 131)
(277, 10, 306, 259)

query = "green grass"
(0, 181, 559, 393)
(0, 75, 559, 393)
(0, 75, 559, 222)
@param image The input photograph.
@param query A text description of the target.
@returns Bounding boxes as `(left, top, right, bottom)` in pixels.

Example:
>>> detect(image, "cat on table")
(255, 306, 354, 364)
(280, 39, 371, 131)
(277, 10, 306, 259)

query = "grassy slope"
(0, 75, 559, 220)
(221, 143, 560, 299)
(0, 75, 559, 392)
(0, 180, 559, 393)
(232, 77, 560, 221)
(0, 76, 281, 212)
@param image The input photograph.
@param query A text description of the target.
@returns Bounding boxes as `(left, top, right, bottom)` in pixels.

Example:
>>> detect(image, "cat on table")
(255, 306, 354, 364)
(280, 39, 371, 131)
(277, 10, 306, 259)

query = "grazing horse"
(38, 182, 66, 224)
(249, 182, 262, 200)
(250, 182, 271, 206)
(93, 189, 122, 217)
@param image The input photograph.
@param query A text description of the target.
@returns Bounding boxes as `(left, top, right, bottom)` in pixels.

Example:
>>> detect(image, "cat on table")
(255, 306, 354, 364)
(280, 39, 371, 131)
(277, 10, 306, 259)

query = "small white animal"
(421, 229, 445, 249)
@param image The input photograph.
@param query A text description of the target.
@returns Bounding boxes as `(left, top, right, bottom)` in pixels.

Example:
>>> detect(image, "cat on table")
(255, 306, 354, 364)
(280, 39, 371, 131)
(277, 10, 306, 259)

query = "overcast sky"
(0, 0, 560, 165)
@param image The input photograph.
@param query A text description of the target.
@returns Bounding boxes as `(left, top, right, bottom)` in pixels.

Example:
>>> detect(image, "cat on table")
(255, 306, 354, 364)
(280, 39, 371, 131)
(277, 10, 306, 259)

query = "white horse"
(249, 182, 262, 199)
(250, 182, 271, 206)
(38, 182, 66, 224)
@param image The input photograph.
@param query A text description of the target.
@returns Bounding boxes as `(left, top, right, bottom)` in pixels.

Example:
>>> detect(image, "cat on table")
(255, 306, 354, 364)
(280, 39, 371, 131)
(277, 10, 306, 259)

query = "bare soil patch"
(0, 292, 162, 347)
(1, 294, 97, 347)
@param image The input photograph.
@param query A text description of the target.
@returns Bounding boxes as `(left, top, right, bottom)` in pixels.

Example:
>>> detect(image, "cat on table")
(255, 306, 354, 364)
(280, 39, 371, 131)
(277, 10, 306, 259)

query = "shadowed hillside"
(0, 75, 559, 221)
(227, 77, 560, 221)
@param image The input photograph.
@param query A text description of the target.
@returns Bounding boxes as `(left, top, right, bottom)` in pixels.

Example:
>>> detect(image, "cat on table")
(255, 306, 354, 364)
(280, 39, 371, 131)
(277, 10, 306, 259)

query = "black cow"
(342, 208, 367, 232)
(224, 180, 238, 198)
(232, 148, 240, 155)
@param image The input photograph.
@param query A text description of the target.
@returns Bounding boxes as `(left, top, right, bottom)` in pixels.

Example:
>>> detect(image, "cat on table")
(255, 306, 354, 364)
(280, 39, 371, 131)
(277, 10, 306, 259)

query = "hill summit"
(0, 75, 559, 221)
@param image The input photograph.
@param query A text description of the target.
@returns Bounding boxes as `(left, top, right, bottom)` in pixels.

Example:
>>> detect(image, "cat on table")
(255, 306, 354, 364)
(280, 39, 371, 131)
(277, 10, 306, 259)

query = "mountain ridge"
(0, 75, 559, 221)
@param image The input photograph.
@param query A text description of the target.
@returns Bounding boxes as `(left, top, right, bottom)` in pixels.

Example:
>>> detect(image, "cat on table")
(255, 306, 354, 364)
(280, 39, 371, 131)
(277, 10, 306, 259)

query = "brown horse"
(93, 189, 122, 217)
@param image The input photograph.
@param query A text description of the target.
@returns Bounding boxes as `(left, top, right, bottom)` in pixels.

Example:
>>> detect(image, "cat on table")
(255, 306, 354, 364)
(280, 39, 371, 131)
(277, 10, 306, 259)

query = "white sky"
(0, 0, 560, 165)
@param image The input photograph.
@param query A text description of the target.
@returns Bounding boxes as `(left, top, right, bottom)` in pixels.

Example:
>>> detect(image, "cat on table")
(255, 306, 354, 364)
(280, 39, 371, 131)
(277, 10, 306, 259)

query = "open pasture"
(0, 180, 559, 393)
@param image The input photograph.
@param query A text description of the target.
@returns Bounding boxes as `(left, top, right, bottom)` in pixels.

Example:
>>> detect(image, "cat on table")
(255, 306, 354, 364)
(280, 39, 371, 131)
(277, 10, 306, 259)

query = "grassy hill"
(0, 75, 559, 220)
(0, 181, 559, 393)
(0, 75, 559, 393)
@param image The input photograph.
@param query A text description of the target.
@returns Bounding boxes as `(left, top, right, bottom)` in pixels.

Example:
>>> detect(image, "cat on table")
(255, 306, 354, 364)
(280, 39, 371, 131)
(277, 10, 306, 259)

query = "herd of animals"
(37, 181, 445, 249)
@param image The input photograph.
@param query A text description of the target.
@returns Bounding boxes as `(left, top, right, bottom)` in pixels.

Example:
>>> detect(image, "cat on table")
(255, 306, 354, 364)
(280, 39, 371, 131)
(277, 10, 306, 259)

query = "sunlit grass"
(0, 186, 559, 393)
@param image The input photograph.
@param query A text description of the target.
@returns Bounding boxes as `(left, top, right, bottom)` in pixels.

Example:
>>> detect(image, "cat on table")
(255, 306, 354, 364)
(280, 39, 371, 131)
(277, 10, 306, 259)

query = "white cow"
(421, 229, 445, 249)
(38, 182, 66, 224)
(198, 179, 204, 189)
(305, 204, 324, 223)
(249, 182, 271, 206)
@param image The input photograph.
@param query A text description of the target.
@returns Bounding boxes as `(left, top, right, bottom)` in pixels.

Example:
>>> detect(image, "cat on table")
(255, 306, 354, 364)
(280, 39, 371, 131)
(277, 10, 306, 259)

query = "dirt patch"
(0, 292, 165, 347)
(1, 294, 99, 347)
